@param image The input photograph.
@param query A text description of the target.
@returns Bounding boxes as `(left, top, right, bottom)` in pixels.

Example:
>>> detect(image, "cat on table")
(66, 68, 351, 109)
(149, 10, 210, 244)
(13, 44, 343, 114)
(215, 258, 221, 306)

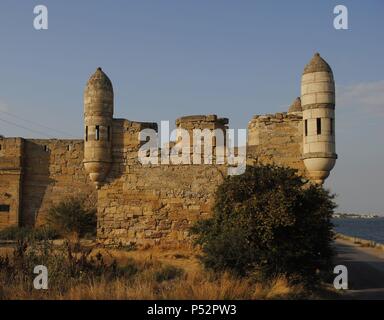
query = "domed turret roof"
(303, 53, 332, 74)
(288, 97, 302, 113)
(85, 67, 113, 92)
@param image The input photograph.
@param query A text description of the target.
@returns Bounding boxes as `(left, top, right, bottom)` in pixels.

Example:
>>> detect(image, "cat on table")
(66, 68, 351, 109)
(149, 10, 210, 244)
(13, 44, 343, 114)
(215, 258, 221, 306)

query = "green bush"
(0, 226, 59, 241)
(46, 196, 97, 239)
(191, 165, 336, 285)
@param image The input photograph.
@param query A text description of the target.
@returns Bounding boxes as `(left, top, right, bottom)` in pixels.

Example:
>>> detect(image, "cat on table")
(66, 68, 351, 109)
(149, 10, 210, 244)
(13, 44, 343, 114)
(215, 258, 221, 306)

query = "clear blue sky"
(0, 0, 383, 214)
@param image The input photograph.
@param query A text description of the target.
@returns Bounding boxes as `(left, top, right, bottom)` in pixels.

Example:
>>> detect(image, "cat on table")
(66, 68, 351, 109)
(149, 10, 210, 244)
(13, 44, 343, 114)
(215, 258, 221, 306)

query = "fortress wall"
(21, 139, 95, 226)
(98, 114, 308, 246)
(97, 118, 226, 246)
(0, 114, 307, 240)
(98, 164, 225, 246)
(0, 138, 23, 229)
(247, 112, 307, 177)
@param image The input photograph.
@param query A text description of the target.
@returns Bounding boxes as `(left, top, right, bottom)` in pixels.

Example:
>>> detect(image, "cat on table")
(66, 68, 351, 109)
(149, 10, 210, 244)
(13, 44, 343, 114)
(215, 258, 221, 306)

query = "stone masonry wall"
(97, 114, 307, 246)
(247, 112, 307, 176)
(98, 165, 225, 246)
(0, 138, 23, 229)
(97, 118, 226, 246)
(0, 113, 307, 243)
(21, 139, 95, 226)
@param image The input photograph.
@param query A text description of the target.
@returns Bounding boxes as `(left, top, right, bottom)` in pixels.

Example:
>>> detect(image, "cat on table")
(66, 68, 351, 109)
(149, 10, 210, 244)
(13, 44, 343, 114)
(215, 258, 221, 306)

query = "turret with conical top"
(301, 53, 337, 184)
(288, 97, 302, 115)
(83, 67, 113, 189)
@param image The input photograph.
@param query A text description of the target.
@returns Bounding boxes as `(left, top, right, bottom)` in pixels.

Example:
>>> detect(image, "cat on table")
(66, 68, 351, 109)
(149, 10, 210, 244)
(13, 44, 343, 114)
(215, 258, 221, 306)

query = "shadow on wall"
(109, 119, 127, 182)
(21, 141, 53, 227)
(106, 119, 159, 183)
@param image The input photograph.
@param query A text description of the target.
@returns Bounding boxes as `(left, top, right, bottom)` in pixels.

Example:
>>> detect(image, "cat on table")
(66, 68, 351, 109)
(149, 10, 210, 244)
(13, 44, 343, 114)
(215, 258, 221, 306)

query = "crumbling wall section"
(247, 112, 307, 176)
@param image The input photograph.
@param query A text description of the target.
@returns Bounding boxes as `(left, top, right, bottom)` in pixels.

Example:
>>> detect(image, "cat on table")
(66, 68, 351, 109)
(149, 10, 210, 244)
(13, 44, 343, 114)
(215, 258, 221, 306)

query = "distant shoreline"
(333, 214, 382, 219)
(335, 233, 384, 250)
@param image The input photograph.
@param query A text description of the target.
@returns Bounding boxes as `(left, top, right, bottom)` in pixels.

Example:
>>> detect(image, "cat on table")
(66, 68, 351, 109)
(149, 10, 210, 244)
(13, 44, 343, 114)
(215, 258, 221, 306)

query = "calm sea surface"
(333, 218, 384, 244)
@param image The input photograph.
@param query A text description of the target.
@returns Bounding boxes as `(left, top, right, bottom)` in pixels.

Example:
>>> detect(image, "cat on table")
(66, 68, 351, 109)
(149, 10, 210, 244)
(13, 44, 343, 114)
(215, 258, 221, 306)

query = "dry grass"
(0, 243, 318, 300)
(58, 272, 306, 300)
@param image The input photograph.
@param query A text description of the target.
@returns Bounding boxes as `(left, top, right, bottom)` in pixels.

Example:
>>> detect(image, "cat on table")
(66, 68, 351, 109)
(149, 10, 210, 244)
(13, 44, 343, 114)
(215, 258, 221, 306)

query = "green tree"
(191, 165, 336, 284)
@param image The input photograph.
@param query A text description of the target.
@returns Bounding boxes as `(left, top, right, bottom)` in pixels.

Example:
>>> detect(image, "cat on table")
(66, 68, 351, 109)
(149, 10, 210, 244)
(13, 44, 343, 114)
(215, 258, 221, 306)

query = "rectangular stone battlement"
(249, 111, 302, 125)
(247, 111, 306, 177)
(176, 114, 229, 127)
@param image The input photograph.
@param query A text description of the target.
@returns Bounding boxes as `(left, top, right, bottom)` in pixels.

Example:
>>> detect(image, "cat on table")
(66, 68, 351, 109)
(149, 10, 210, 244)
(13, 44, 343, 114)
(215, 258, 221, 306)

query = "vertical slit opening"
(317, 118, 321, 135)
(304, 120, 308, 136)
(95, 125, 100, 141)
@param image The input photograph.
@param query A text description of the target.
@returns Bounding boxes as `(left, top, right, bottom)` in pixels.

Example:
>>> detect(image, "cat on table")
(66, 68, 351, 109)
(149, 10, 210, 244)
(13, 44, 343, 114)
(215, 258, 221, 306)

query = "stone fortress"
(0, 53, 337, 246)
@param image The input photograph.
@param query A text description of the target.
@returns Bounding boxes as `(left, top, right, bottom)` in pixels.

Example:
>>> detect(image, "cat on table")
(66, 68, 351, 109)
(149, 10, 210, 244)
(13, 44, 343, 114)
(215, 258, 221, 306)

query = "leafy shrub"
(46, 196, 97, 239)
(191, 165, 336, 285)
(0, 226, 59, 241)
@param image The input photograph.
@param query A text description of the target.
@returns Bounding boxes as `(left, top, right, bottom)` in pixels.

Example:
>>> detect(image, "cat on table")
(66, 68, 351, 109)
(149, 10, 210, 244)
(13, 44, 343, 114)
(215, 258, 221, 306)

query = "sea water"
(333, 218, 384, 244)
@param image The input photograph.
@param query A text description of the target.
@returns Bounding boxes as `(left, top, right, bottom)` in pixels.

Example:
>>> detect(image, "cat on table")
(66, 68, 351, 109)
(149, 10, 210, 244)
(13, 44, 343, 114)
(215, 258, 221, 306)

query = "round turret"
(303, 52, 332, 74)
(83, 67, 113, 189)
(301, 53, 337, 184)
